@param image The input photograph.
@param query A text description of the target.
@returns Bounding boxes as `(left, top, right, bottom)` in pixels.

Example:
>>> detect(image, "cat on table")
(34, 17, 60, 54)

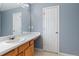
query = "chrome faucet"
(9, 35, 15, 40)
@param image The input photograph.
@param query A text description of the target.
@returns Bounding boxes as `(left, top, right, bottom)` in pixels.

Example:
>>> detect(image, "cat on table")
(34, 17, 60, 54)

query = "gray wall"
(31, 3, 79, 55)
(1, 7, 30, 36)
(0, 13, 1, 36)
(1, 3, 79, 55)
(60, 4, 79, 55)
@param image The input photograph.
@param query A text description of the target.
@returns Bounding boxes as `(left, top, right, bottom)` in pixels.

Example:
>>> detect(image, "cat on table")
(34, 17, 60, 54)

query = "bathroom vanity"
(0, 32, 40, 56)
(3, 40, 34, 56)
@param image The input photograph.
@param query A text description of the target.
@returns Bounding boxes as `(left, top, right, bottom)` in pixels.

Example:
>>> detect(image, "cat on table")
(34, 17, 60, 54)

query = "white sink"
(1, 36, 27, 45)
(2, 40, 19, 45)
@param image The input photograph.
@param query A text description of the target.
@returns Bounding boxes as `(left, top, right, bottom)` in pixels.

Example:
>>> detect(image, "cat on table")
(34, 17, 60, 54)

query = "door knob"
(56, 32, 58, 34)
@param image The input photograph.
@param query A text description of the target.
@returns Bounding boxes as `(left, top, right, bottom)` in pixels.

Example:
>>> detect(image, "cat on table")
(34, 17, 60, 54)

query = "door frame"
(42, 5, 59, 54)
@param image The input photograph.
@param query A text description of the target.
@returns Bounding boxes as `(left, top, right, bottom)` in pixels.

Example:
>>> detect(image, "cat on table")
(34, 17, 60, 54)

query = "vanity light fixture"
(17, 3, 29, 8)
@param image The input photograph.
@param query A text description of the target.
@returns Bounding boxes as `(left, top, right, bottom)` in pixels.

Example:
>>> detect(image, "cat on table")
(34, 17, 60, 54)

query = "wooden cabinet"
(18, 52, 24, 56)
(25, 44, 34, 56)
(2, 40, 35, 56)
(30, 44, 34, 56)
(18, 42, 29, 53)
(25, 47, 32, 56)
(29, 40, 34, 56)
(3, 48, 18, 56)
(25, 40, 34, 56)
(30, 40, 34, 45)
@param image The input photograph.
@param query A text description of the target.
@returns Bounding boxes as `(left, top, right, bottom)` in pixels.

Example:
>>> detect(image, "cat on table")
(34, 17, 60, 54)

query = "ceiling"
(0, 3, 29, 11)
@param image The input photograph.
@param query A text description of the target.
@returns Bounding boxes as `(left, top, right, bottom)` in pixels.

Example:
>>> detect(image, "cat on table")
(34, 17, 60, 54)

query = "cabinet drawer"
(3, 48, 18, 56)
(30, 40, 34, 45)
(18, 42, 29, 53)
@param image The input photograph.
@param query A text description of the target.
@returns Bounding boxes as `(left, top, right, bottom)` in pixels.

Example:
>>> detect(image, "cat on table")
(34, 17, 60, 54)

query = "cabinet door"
(18, 42, 29, 53)
(25, 44, 34, 56)
(25, 47, 31, 56)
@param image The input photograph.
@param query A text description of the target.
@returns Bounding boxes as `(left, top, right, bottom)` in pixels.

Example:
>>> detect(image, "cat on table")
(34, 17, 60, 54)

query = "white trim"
(35, 48, 58, 54)
(59, 52, 76, 56)
(57, 5, 60, 56)
(35, 48, 76, 56)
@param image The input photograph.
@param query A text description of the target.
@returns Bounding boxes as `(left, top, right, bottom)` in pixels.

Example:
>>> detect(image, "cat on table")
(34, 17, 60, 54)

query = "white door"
(13, 12, 22, 35)
(43, 6, 59, 52)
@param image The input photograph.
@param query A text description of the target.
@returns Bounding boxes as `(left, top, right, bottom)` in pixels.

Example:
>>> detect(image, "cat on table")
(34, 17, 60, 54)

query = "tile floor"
(34, 49, 59, 56)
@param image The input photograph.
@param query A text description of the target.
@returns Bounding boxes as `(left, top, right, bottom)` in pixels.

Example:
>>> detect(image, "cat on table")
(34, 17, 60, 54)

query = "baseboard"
(35, 48, 75, 56)
(59, 52, 76, 56)
(35, 48, 58, 54)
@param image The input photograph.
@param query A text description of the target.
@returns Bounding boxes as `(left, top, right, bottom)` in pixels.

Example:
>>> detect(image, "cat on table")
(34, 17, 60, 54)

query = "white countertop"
(0, 32, 40, 55)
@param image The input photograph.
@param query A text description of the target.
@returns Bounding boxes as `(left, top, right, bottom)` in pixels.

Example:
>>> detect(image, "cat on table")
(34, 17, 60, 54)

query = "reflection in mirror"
(13, 12, 22, 35)
(0, 3, 30, 37)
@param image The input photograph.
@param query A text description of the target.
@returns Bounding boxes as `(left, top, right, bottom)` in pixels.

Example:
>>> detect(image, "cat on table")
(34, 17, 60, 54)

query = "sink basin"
(2, 36, 27, 45)
(2, 40, 19, 45)
(6, 40, 19, 43)
(1, 33, 32, 45)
